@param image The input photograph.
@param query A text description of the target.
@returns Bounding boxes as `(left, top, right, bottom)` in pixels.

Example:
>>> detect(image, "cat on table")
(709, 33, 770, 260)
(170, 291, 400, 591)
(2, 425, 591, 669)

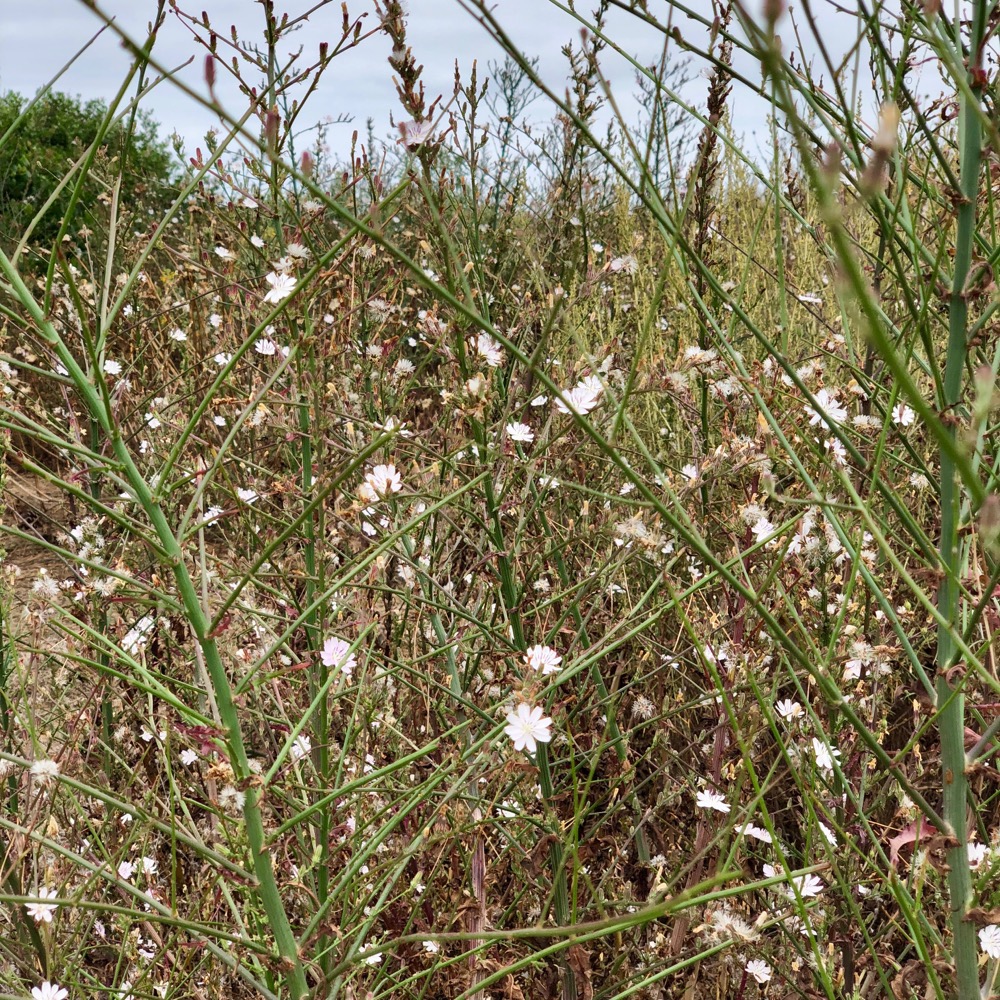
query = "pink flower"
(321, 637, 357, 678)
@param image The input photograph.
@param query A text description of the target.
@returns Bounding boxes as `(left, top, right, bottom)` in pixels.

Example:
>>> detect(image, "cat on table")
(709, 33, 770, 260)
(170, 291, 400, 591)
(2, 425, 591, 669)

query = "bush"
(0, 90, 175, 255)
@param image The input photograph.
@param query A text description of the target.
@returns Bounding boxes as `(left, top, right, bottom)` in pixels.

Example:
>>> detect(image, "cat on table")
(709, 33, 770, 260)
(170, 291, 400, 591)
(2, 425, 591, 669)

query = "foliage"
(0, 90, 174, 255)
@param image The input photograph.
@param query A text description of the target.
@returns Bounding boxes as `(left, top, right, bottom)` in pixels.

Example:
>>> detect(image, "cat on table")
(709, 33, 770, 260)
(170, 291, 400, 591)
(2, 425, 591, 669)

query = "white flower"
(213, 352, 232, 366)
(321, 637, 357, 678)
(824, 437, 847, 465)
(608, 254, 638, 274)
(291, 734, 312, 760)
(263, 271, 297, 304)
(422, 940, 440, 953)
(738, 823, 773, 844)
(203, 506, 223, 526)
(140, 857, 158, 876)
(554, 382, 602, 416)
(25, 887, 59, 924)
(812, 738, 841, 774)
(214, 245, 234, 260)
(472, 332, 503, 367)
(250, 234, 265, 249)
(524, 644, 562, 675)
(981, 924, 1000, 958)
(237, 488, 259, 504)
(776, 699, 802, 721)
(286, 242, 311, 259)
(969, 842, 989, 868)
(680, 463, 700, 482)
(254, 338, 277, 356)
(362, 464, 402, 499)
(30, 759, 59, 786)
(219, 785, 245, 814)
(31, 983, 68, 1000)
(168, 327, 187, 342)
(805, 388, 847, 428)
(117, 861, 135, 881)
(695, 789, 731, 813)
(506, 422, 534, 443)
(793, 872, 824, 897)
(503, 703, 553, 753)
(103, 359, 122, 376)
(745, 959, 771, 984)
(180, 749, 199, 766)
(892, 403, 915, 426)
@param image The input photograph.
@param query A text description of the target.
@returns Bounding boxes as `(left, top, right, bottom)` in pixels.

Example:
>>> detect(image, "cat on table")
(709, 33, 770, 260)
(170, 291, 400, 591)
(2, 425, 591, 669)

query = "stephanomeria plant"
(2, 0, 1000, 997)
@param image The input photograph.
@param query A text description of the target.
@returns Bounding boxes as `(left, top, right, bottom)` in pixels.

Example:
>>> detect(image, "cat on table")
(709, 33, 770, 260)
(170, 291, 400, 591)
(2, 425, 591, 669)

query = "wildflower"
(140, 857, 158, 876)
(398, 118, 435, 149)
(739, 823, 773, 844)
(472, 332, 503, 368)
(103, 359, 123, 376)
(750, 516, 774, 544)
(291, 734, 312, 760)
(745, 959, 771, 984)
(969, 842, 989, 868)
(506, 422, 534, 443)
(254, 338, 277, 356)
(981, 924, 1000, 958)
(30, 759, 60, 786)
(695, 789, 731, 814)
(237, 488, 259, 504)
(776, 699, 802, 721)
(168, 327, 187, 342)
(286, 242, 311, 259)
(608, 254, 638, 274)
(219, 785, 245, 814)
(263, 271, 297, 304)
(680, 463, 699, 482)
(824, 437, 847, 465)
(180, 749, 198, 766)
(213, 352, 232, 366)
(892, 403, 915, 427)
(25, 887, 59, 924)
(250, 234, 265, 249)
(422, 940, 440, 954)
(524, 644, 562, 675)
(214, 245, 234, 260)
(792, 872, 824, 897)
(504, 703, 553, 753)
(31, 983, 68, 1000)
(555, 382, 602, 416)
(362, 464, 402, 500)
(805, 388, 847, 428)
(321, 637, 357, 678)
(812, 738, 841, 774)
(118, 861, 135, 881)
(203, 506, 223, 526)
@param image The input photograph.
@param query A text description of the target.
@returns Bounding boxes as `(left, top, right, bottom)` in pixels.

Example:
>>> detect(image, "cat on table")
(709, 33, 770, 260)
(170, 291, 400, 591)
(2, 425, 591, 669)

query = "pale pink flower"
(321, 637, 357, 678)
(398, 119, 435, 149)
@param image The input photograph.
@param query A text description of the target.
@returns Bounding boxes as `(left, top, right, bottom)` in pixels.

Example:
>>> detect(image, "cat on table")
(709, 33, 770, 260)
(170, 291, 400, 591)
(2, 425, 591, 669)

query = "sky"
(0, 1, 891, 169)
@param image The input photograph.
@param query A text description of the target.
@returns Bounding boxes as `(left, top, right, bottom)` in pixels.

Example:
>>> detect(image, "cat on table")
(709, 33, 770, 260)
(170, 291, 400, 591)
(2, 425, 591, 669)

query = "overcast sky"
(1, 1, 896, 168)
